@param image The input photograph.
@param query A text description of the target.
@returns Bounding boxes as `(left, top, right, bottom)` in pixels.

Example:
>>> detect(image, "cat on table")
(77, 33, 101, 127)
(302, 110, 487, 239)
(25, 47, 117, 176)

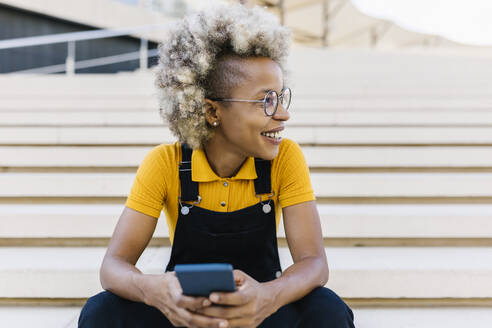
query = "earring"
(213, 122, 218, 126)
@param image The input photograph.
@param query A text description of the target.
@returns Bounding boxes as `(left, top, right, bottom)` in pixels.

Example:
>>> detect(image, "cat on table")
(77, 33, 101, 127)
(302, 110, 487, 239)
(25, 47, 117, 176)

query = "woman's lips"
(261, 134, 282, 145)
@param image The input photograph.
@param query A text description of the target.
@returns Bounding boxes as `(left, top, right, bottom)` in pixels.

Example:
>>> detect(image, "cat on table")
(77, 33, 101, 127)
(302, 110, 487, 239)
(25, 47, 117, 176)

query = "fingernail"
(203, 299, 211, 306)
(210, 294, 219, 302)
(219, 321, 227, 328)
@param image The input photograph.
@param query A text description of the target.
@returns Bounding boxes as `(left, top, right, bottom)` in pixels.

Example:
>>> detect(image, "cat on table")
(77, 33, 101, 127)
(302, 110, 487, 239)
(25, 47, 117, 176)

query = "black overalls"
(165, 144, 282, 283)
(78, 144, 356, 328)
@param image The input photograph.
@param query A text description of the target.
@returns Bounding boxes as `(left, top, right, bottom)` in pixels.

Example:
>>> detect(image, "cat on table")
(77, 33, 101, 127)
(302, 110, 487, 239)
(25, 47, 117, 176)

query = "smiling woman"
(78, 3, 355, 328)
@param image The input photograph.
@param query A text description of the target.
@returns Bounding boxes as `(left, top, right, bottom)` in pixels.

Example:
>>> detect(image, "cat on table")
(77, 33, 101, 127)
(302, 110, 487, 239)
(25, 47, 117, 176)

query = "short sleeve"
(125, 146, 167, 218)
(276, 139, 316, 208)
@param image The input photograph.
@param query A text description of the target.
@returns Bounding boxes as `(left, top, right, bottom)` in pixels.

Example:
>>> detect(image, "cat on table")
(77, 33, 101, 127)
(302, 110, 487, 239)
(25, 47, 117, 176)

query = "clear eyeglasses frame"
(209, 87, 292, 117)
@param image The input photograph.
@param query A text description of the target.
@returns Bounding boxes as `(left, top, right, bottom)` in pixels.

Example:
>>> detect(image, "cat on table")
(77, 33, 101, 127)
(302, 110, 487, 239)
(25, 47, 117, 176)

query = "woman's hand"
(141, 272, 229, 328)
(193, 270, 278, 328)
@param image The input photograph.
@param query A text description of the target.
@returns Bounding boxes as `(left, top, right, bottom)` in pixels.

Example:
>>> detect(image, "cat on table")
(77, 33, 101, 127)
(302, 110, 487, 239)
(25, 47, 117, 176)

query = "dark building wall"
(0, 4, 159, 73)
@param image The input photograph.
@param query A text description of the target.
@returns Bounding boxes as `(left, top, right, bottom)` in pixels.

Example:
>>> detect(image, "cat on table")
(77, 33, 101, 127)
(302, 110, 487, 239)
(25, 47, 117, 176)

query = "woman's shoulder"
(271, 138, 306, 171)
(140, 141, 181, 171)
(276, 138, 303, 160)
(278, 137, 298, 151)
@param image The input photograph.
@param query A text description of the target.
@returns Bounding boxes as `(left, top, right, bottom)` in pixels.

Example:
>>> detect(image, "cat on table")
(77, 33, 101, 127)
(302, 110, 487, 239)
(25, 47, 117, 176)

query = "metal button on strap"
(223, 182, 228, 187)
(220, 201, 226, 207)
(181, 206, 190, 215)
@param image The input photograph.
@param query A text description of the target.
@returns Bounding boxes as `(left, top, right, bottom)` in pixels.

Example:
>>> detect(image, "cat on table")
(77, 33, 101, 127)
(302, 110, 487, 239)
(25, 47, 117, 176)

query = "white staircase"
(1, 49, 492, 327)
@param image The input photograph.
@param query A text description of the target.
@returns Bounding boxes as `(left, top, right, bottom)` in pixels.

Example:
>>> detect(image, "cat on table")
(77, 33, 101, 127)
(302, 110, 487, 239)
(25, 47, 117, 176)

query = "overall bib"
(78, 143, 356, 327)
(165, 144, 282, 283)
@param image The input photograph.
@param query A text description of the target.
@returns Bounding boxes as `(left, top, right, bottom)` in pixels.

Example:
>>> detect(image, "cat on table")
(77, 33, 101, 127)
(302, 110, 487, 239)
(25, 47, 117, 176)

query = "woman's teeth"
(261, 130, 282, 139)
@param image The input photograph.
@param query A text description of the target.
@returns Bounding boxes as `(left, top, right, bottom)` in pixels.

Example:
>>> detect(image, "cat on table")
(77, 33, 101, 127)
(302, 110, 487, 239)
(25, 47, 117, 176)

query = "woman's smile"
(260, 126, 284, 145)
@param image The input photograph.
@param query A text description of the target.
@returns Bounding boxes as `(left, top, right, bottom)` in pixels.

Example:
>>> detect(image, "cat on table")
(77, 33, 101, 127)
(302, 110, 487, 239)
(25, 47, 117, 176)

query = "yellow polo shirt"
(125, 138, 315, 244)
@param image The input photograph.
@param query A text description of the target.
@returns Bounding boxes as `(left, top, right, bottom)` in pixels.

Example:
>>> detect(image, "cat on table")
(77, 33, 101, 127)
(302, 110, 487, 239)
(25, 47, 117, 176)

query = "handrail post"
(322, 0, 330, 47)
(139, 38, 148, 71)
(278, 0, 285, 25)
(66, 40, 75, 75)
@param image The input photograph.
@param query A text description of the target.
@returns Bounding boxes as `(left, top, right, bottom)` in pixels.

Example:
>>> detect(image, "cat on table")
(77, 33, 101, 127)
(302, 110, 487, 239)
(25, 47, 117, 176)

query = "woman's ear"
(204, 98, 220, 127)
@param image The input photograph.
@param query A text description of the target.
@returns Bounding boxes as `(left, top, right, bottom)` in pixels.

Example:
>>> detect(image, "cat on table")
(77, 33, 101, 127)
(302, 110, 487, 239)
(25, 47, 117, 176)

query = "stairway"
(1, 48, 492, 327)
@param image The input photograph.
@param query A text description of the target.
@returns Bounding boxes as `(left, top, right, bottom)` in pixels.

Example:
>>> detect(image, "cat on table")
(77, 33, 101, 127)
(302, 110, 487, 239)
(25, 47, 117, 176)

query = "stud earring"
(213, 122, 218, 126)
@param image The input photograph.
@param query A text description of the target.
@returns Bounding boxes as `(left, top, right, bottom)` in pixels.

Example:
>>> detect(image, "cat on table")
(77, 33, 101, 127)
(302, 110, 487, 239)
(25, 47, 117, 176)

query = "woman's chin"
(260, 145, 280, 161)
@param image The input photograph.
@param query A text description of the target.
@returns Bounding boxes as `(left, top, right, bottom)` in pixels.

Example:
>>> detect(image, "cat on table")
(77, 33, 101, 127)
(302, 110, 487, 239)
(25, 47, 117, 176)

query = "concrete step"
(1, 306, 492, 328)
(3, 97, 492, 111)
(3, 145, 492, 168)
(1, 66, 490, 83)
(1, 51, 490, 90)
(293, 98, 492, 111)
(1, 247, 491, 299)
(3, 111, 492, 126)
(2, 172, 492, 198)
(1, 82, 491, 96)
(0, 98, 160, 111)
(2, 85, 492, 96)
(2, 84, 490, 99)
(353, 308, 492, 328)
(287, 48, 492, 73)
(2, 204, 491, 239)
(2, 82, 491, 99)
(5, 126, 492, 145)
(0, 306, 80, 328)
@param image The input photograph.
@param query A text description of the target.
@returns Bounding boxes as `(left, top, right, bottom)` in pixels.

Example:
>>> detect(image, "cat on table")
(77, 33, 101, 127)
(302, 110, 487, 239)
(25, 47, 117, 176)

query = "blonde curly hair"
(154, 3, 291, 149)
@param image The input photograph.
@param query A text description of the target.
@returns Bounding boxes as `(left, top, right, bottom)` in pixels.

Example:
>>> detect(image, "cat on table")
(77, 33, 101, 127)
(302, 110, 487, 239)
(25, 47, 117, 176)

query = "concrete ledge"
(3, 172, 492, 197)
(353, 308, 492, 328)
(1, 204, 492, 239)
(1, 247, 492, 298)
(3, 99, 492, 111)
(0, 99, 160, 111)
(4, 111, 492, 126)
(1, 306, 492, 328)
(1, 66, 492, 95)
(0, 306, 80, 328)
(5, 126, 492, 145)
(3, 145, 492, 167)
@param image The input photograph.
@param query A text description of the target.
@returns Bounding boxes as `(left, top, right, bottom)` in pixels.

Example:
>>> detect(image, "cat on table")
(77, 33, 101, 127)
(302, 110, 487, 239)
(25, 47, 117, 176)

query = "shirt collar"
(191, 148, 258, 182)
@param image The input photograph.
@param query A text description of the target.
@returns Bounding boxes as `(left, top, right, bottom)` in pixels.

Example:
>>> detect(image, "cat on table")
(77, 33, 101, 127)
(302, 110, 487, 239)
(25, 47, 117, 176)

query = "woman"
(79, 3, 355, 328)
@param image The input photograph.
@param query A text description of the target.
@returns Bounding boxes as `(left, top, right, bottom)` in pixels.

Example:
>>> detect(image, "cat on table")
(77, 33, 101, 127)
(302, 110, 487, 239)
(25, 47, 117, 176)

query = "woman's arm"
(100, 207, 226, 327)
(99, 206, 158, 302)
(265, 200, 328, 311)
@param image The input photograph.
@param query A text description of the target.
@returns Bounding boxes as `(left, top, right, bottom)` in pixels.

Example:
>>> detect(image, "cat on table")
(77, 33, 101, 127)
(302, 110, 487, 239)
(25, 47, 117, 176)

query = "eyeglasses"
(209, 87, 292, 117)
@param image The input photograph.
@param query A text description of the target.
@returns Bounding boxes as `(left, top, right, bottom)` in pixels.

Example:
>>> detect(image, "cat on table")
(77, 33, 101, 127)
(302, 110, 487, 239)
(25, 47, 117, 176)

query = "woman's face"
(211, 56, 290, 160)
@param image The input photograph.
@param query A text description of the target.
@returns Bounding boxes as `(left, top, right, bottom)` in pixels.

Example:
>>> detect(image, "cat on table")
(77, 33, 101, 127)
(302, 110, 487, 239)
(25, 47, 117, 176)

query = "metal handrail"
(0, 23, 172, 74)
(0, 23, 170, 49)
(13, 49, 159, 74)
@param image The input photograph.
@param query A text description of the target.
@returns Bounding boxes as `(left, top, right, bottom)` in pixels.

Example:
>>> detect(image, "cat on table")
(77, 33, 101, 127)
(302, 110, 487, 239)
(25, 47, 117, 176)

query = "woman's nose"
(273, 102, 290, 121)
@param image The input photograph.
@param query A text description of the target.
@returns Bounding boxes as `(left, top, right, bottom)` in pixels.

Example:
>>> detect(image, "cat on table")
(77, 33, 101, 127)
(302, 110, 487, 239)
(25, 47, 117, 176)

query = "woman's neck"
(203, 137, 247, 178)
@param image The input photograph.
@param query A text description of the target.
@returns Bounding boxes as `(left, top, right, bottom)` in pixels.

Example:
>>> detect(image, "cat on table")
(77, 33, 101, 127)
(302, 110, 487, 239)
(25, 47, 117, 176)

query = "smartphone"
(174, 263, 237, 296)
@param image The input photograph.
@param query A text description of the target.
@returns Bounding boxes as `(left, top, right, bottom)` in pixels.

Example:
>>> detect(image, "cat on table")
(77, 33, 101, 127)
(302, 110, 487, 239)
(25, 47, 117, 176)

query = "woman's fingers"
(174, 306, 229, 328)
(195, 303, 251, 319)
(176, 294, 212, 311)
(226, 316, 257, 328)
(209, 278, 254, 307)
(209, 288, 253, 306)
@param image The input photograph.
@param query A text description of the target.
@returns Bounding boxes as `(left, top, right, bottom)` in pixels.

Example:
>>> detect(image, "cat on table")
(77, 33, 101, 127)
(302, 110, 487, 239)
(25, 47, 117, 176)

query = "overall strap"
(179, 144, 199, 201)
(254, 158, 272, 195)
(180, 143, 271, 198)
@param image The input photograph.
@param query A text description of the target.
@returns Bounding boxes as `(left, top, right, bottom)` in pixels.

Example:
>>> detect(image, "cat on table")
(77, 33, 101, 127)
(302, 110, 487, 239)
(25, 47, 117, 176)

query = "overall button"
(223, 182, 228, 187)
(220, 201, 226, 207)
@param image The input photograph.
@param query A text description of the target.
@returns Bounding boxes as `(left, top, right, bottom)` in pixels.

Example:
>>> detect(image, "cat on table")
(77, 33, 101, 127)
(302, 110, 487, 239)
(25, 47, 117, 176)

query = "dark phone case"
(175, 263, 237, 296)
